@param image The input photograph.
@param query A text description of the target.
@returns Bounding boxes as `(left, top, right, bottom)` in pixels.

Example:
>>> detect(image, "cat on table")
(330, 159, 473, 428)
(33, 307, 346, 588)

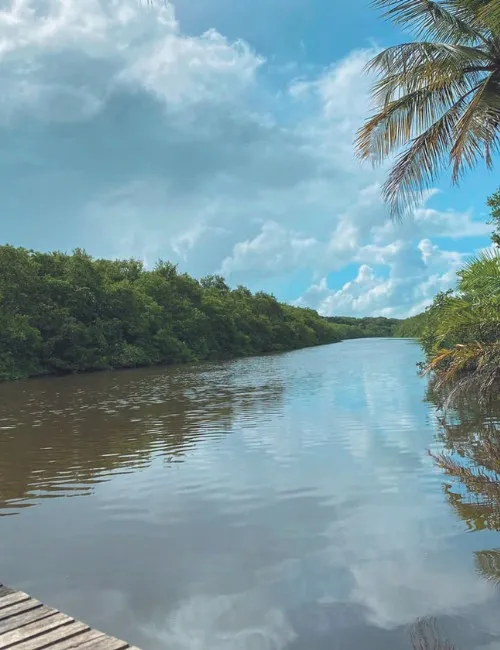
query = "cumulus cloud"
(219, 221, 319, 278)
(296, 237, 466, 318)
(298, 267, 396, 317)
(141, 593, 296, 650)
(0, 0, 263, 121)
(0, 0, 491, 316)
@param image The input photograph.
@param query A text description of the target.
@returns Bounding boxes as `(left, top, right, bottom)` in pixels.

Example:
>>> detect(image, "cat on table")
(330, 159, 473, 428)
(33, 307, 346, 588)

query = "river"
(1, 338, 500, 650)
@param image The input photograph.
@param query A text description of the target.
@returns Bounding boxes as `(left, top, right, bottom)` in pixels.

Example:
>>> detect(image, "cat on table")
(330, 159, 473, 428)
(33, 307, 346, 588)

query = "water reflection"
(427, 387, 500, 589)
(0, 358, 284, 515)
(2, 340, 500, 650)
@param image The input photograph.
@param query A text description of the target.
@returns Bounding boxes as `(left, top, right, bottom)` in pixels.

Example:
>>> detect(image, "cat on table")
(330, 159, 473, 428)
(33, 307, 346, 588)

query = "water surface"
(1, 339, 500, 650)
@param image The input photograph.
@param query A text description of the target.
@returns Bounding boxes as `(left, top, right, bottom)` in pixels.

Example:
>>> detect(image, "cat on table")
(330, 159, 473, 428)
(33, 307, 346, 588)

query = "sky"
(0, 0, 497, 317)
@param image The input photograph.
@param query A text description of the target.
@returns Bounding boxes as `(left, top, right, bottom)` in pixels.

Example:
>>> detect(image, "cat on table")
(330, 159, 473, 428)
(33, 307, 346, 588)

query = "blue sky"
(0, 0, 496, 316)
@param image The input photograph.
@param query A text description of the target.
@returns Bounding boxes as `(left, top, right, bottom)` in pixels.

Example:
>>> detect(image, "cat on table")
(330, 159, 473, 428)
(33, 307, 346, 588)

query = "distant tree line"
(0, 246, 400, 382)
(326, 316, 401, 338)
(392, 313, 429, 339)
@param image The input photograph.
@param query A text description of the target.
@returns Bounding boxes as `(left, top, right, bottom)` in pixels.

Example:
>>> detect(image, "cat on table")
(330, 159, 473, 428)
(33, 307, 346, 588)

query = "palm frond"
(478, 0, 500, 30)
(367, 42, 491, 76)
(379, 94, 472, 217)
(357, 84, 464, 162)
(475, 549, 500, 583)
(425, 341, 500, 400)
(367, 42, 492, 105)
(451, 72, 500, 180)
(451, 0, 500, 32)
(356, 35, 500, 217)
(359, 0, 500, 219)
(458, 248, 500, 298)
(373, 0, 490, 43)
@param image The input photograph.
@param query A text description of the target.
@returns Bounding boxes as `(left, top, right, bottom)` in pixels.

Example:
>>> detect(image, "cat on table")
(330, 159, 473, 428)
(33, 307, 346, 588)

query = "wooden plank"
(0, 590, 14, 601)
(69, 634, 129, 650)
(0, 593, 29, 610)
(0, 613, 73, 649)
(38, 630, 105, 650)
(0, 600, 42, 621)
(0, 585, 137, 650)
(0, 607, 58, 635)
(10, 623, 93, 650)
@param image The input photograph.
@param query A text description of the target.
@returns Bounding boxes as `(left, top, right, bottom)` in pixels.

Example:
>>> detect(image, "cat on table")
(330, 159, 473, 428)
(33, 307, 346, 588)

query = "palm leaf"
(359, 0, 500, 218)
(458, 248, 500, 298)
(372, 0, 490, 43)
(357, 86, 461, 162)
(479, 0, 500, 30)
(475, 549, 500, 583)
(379, 93, 472, 217)
(452, 0, 500, 31)
(451, 72, 500, 180)
(367, 42, 492, 106)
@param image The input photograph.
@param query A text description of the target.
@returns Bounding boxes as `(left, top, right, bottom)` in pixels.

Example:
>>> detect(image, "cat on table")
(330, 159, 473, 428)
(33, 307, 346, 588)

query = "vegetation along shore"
(395, 194, 500, 404)
(356, 0, 500, 404)
(0, 245, 402, 382)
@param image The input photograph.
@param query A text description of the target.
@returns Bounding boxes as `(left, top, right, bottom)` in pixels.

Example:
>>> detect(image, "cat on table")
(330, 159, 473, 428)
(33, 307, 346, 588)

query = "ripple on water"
(1, 341, 500, 650)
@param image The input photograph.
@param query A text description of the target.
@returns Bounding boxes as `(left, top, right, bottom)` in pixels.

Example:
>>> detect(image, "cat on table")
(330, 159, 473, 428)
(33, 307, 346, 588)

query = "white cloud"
(289, 48, 376, 125)
(296, 235, 466, 317)
(121, 27, 263, 106)
(298, 266, 397, 317)
(0, 0, 491, 316)
(0, 0, 263, 122)
(219, 221, 319, 277)
(373, 203, 492, 243)
(141, 593, 296, 650)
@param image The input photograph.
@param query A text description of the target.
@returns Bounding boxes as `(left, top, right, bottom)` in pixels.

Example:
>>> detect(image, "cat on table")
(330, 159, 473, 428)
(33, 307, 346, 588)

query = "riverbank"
(0, 245, 403, 382)
(395, 250, 500, 404)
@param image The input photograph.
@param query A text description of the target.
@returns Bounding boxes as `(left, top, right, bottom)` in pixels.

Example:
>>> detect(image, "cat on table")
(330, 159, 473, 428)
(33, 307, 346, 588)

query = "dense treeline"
(0, 246, 366, 382)
(326, 316, 400, 338)
(393, 313, 429, 339)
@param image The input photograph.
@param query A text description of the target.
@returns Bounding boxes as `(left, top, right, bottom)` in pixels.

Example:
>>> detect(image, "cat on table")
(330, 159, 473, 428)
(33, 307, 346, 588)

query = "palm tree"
(356, 0, 500, 219)
(478, 0, 500, 31)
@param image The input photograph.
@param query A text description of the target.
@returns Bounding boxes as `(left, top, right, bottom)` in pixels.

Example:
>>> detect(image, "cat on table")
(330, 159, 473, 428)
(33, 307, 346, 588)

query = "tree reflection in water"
(0, 362, 285, 515)
(402, 386, 500, 650)
(410, 618, 455, 650)
(427, 384, 500, 585)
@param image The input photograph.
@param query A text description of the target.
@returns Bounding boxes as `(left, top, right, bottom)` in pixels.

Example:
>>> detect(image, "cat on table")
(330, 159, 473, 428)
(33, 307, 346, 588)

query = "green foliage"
(326, 316, 401, 338)
(416, 249, 500, 401)
(487, 188, 500, 247)
(357, 0, 500, 219)
(392, 312, 429, 338)
(422, 252, 500, 353)
(0, 246, 354, 382)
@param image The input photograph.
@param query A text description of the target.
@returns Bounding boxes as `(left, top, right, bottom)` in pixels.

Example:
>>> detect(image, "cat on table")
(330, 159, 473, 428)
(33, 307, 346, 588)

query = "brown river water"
(1, 338, 500, 650)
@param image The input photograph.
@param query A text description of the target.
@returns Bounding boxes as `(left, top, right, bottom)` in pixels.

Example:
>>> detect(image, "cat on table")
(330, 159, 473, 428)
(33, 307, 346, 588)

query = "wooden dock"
(0, 585, 140, 650)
